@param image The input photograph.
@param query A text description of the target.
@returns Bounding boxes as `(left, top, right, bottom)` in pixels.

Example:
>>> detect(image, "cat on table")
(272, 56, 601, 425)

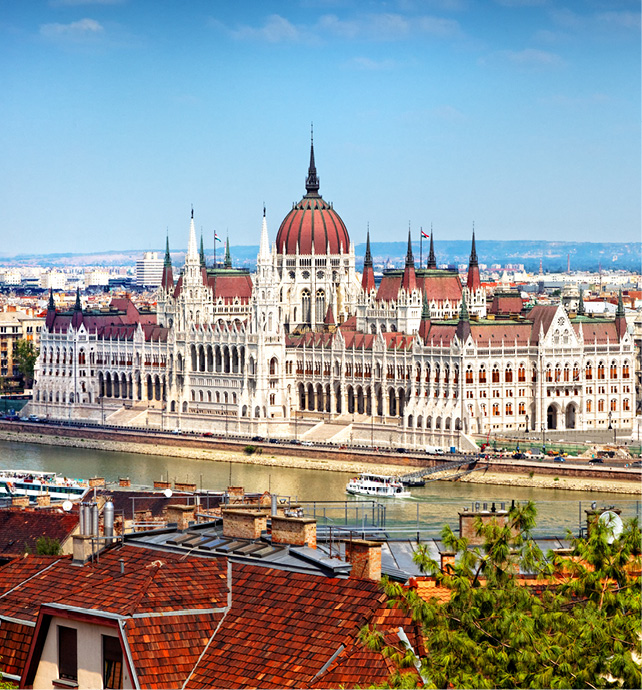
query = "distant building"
(135, 252, 163, 287)
(39, 271, 67, 291)
(0, 307, 44, 385)
(84, 269, 110, 287)
(0, 269, 22, 286)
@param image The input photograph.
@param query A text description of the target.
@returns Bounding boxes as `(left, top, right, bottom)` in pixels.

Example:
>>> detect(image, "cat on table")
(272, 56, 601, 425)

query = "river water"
(0, 440, 639, 537)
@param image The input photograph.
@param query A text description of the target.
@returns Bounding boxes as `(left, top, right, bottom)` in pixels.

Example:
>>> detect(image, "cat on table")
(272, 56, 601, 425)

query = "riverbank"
(459, 467, 640, 495)
(0, 428, 420, 478)
(2, 427, 640, 494)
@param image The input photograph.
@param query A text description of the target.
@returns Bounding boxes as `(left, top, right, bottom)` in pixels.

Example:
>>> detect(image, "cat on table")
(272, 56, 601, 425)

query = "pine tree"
(361, 502, 641, 688)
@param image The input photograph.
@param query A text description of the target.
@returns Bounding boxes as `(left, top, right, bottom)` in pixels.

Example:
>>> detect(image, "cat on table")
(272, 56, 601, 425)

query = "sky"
(1, 0, 640, 256)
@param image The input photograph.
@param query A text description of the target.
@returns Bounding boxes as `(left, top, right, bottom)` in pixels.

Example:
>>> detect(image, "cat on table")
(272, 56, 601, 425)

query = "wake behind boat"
(0, 470, 88, 501)
(346, 473, 411, 499)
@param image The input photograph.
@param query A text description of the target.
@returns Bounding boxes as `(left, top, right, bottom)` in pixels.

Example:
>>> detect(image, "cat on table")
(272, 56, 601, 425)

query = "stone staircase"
(302, 417, 354, 443)
(105, 407, 148, 427)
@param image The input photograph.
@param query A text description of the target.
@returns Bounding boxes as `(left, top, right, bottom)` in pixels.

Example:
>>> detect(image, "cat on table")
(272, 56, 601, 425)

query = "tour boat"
(346, 473, 411, 499)
(0, 470, 89, 500)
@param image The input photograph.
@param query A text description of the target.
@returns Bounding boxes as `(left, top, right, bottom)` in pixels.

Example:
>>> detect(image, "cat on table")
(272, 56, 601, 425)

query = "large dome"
(275, 141, 350, 255)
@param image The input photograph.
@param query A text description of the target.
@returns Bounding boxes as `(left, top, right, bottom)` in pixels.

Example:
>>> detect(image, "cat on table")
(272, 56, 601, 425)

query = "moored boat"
(0, 470, 88, 500)
(346, 473, 411, 498)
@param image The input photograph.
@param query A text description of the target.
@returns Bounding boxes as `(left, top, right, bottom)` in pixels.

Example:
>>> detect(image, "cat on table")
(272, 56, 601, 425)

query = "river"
(1, 440, 639, 537)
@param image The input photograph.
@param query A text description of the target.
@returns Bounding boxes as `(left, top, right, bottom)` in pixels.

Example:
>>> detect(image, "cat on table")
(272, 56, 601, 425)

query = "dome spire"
(469, 222, 478, 267)
(224, 236, 232, 268)
(405, 226, 414, 267)
(361, 226, 376, 292)
(186, 207, 199, 264)
(305, 122, 320, 196)
(427, 225, 436, 268)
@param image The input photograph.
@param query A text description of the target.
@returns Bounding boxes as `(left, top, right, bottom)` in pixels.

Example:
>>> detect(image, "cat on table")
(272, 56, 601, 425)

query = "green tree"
(361, 502, 641, 688)
(35, 536, 62, 555)
(13, 339, 38, 388)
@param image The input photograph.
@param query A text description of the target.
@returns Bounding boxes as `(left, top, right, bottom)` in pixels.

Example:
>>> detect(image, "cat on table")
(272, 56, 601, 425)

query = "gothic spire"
(186, 208, 199, 264)
(74, 287, 82, 311)
(577, 288, 585, 316)
(361, 228, 376, 293)
(469, 224, 478, 267)
(164, 233, 172, 267)
(616, 288, 625, 318)
(199, 232, 206, 268)
(258, 205, 270, 262)
(305, 123, 320, 196)
(48, 288, 55, 311)
(459, 295, 470, 321)
(364, 229, 372, 267)
(224, 236, 232, 269)
(405, 228, 414, 267)
(427, 227, 436, 269)
(421, 291, 431, 320)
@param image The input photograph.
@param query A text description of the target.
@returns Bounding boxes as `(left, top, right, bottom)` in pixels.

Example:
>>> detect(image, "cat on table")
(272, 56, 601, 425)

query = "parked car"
(172, 429, 182, 435)
(588, 457, 604, 464)
(513, 452, 526, 459)
(251, 436, 264, 442)
(553, 456, 565, 463)
(302, 441, 313, 446)
(396, 447, 406, 454)
(630, 460, 642, 468)
(202, 432, 213, 437)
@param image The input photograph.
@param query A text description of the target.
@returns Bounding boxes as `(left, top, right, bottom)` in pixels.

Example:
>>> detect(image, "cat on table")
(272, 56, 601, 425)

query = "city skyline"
(1, 0, 640, 255)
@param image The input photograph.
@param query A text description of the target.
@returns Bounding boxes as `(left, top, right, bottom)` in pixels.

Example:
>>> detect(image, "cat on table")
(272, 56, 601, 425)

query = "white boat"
(0, 470, 88, 500)
(346, 473, 411, 499)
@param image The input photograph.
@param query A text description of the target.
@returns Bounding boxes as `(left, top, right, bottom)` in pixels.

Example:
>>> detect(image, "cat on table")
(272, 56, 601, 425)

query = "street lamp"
(525, 414, 529, 434)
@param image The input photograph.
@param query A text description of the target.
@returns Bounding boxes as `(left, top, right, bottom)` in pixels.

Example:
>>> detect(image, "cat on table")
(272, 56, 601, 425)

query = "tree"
(13, 339, 38, 388)
(361, 502, 641, 688)
(35, 536, 62, 555)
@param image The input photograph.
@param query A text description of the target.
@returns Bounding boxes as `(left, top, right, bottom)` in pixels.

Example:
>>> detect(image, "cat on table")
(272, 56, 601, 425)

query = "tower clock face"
(317, 271, 324, 279)
(289, 271, 295, 280)
(302, 271, 310, 279)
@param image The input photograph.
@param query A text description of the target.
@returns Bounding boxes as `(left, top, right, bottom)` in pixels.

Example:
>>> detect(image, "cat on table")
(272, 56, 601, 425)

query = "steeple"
(401, 229, 417, 292)
(71, 287, 83, 330)
(224, 236, 232, 269)
(161, 234, 174, 291)
(426, 228, 436, 269)
(615, 288, 627, 340)
(577, 288, 585, 316)
(305, 123, 320, 196)
(361, 229, 376, 292)
(199, 233, 206, 268)
(186, 208, 199, 264)
(419, 291, 432, 341)
(46, 288, 56, 330)
(466, 225, 481, 292)
(456, 296, 471, 342)
(258, 205, 270, 262)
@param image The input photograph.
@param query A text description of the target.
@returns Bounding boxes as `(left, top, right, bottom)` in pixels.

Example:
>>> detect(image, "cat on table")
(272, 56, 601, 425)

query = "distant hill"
(1, 240, 640, 272)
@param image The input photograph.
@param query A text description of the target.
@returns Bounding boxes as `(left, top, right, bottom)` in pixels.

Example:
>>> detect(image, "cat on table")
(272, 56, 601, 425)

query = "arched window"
(597, 361, 605, 380)
(504, 365, 513, 383)
(315, 289, 325, 323)
(623, 361, 630, 378)
(610, 361, 617, 379)
(586, 399, 592, 413)
(585, 362, 593, 380)
(479, 366, 486, 384)
(301, 289, 311, 323)
(492, 365, 500, 383)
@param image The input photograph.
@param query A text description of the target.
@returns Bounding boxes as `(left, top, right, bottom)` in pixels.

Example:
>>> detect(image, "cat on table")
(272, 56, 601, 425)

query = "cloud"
(482, 48, 562, 68)
(40, 17, 104, 40)
(551, 8, 640, 33)
(214, 11, 462, 44)
(348, 56, 397, 70)
(226, 14, 303, 43)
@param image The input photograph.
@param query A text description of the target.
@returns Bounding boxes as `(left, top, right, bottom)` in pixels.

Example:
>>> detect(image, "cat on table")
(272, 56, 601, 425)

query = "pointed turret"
(401, 229, 417, 291)
(199, 233, 206, 268)
(456, 295, 471, 341)
(305, 124, 320, 196)
(258, 205, 270, 262)
(577, 288, 585, 316)
(615, 289, 627, 339)
(418, 291, 432, 341)
(71, 287, 83, 329)
(46, 288, 56, 329)
(224, 236, 232, 269)
(361, 230, 376, 292)
(161, 235, 174, 291)
(426, 228, 436, 269)
(466, 226, 481, 292)
(324, 302, 335, 327)
(186, 208, 199, 264)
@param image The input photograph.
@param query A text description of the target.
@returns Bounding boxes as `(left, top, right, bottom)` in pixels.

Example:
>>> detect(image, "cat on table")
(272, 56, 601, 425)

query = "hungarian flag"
(421, 229, 430, 239)
(214, 233, 222, 243)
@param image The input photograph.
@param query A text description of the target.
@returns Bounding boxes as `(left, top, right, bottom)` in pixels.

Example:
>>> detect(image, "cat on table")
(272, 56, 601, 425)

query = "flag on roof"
(421, 229, 430, 238)
(214, 233, 222, 243)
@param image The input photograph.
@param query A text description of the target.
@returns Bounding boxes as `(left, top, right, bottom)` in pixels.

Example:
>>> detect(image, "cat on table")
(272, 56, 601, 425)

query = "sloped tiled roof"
(0, 619, 33, 678)
(187, 563, 386, 689)
(0, 510, 78, 556)
(124, 613, 223, 689)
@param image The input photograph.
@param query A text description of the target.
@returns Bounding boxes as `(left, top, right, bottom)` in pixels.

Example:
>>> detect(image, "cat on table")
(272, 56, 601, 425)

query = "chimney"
(440, 551, 456, 573)
(222, 508, 268, 540)
(174, 482, 197, 492)
(227, 486, 245, 504)
(12, 496, 30, 509)
(36, 494, 51, 507)
(271, 516, 317, 549)
(119, 477, 131, 488)
(344, 539, 381, 581)
(459, 504, 513, 546)
(166, 503, 196, 530)
(72, 535, 95, 565)
(89, 477, 105, 488)
(154, 480, 171, 490)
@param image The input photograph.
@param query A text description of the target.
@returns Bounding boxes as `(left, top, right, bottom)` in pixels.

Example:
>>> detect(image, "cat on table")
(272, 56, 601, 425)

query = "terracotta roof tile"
(0, 510, 78, 557)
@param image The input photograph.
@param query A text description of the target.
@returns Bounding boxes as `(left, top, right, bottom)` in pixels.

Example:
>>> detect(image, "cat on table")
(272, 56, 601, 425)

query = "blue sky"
(1, 0, 640, 255)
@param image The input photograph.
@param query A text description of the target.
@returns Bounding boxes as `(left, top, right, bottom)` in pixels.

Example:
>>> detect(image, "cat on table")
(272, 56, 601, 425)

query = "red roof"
(376, 271, 462, 303)
(186, 563, 386, 689)
(276, 196, 350, 255)
(0, 510, 78, 556)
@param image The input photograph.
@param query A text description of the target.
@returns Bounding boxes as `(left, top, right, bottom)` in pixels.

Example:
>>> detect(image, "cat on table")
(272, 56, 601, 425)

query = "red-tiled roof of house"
(573, 320, 619, 344)
(0, 619, 33, 678)
(0, 510, 78, 556)
(186, 563, 386, 689)
(124, 612, 223, 689)
(207, 272, 253, 304)
(527, 305, 558, 344)
(489, 293, 524, 315)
